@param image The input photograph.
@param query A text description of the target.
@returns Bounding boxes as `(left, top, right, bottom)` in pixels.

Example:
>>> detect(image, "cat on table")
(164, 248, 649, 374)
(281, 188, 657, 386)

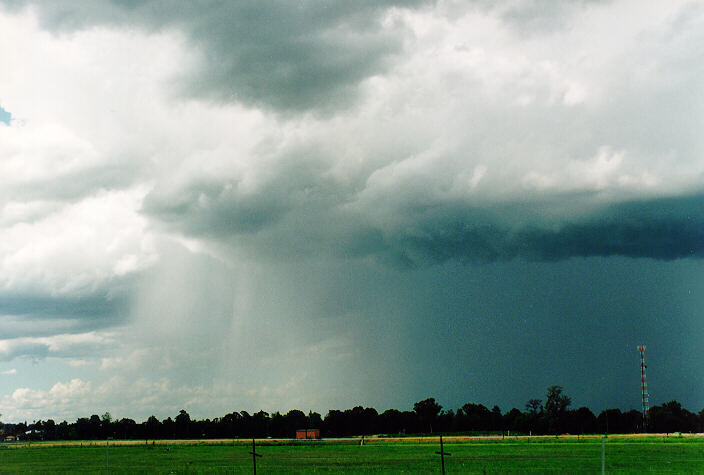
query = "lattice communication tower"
(637, 345, 649, 429)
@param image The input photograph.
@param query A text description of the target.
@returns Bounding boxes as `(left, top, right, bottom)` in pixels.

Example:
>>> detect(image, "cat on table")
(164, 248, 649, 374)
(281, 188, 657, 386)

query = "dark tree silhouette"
(525, 399, 542, 415)
(3, 390, 703, 441)
(545, 386, 571, 433)
(414, 398, 442, 433)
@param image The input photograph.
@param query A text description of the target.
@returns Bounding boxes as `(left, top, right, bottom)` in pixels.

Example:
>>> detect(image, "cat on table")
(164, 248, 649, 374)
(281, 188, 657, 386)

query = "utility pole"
(637, 345, 649, 431)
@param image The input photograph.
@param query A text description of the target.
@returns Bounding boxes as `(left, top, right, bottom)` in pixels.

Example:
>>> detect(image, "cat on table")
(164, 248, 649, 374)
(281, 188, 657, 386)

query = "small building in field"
(295, 429, 320, 439)
(4, 435, 16, 442)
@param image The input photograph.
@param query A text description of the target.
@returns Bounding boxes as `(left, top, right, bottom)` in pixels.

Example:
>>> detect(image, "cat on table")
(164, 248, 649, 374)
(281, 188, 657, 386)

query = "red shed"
(295, 429, 320, 439)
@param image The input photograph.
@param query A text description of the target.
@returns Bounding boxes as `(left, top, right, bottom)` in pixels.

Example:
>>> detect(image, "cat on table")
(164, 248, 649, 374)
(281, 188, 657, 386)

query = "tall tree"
(414, 398, 442, 433)
(545, 386, 571, 434)
(545, 386, 571, 416)
(525, 399, 542, 415)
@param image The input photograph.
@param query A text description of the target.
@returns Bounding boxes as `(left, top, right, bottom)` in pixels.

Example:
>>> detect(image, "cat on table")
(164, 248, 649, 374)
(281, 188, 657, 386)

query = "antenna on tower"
(637, 345, 649, 431)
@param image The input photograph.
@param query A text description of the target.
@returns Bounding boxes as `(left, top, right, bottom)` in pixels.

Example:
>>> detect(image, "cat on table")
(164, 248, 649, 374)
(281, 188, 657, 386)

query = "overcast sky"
(0, 0, 703, 423)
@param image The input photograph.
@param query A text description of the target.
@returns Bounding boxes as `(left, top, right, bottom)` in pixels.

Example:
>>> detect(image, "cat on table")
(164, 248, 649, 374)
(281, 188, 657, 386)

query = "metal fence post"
(435, 434, 451, 475)
(249, 438, 262, 474)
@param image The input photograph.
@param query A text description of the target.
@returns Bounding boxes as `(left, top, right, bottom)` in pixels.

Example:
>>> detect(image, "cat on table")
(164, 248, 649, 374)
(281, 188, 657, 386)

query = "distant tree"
(491, 406, 503, 430)
(251, 411, 269, 438)
(89, 415, 102, 439)
(621, 409, 644, 433)
(458, 403, 491, 431)
(220, 412, 243, 437)
(597, 408, 623, 434)
(175, 410, 191, 425)
(57, 420, 71, 440)
(75, 417, 91, 439)
(145, 415, 161, 439)
(436, 409, 455, 433)
(116, 418, 137, 439)
(414, 398, 442, 433)
(175, 410, 191, 438)
(44, 419, 56, 440)
(379, 409, 418, 435)
(18, 392, 704, 441)
(503, 408, 524, 433)
(347, 406, 378, 435)
(649, 401, 698, 433)
(323, 410, 346, 436)
(347, 406, 366, 435)
(378, 409, 402, 434)
(545, 386, 571, 416)
(568, 407, 597, 434)
(101, 412, 113, 438)
(545, 386, 571, 434)
(284, 409, 307, 436)
(308, 411, 323, 429)
(161, 417, 175, 439)
(525, 399, 543, 415)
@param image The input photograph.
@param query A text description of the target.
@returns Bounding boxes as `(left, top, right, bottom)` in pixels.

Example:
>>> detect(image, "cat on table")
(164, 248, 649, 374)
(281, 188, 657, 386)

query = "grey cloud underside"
(141, 179, 290, 236)
(404, 209, 704, 264)
(1, 0, 433, 112)
(0, 289, 131, 361)
(0, 292, 129, 342)
(0, 342, 48, 361)
(365, 194, 704, 264)
(7, 164, 137, 205)
(144, 181, 704, 264)
(0, 292, 128, 321)
(0, 337, 110, 362)
(0, 274, 134, 338)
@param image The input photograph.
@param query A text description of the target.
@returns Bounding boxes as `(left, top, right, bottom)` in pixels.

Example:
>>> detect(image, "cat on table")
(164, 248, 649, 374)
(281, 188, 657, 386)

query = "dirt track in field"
(6, 432, 703, 449)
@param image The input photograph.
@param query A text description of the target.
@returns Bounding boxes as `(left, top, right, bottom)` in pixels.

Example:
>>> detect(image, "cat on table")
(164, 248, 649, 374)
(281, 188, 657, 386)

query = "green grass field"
(0, 436, 703, 473)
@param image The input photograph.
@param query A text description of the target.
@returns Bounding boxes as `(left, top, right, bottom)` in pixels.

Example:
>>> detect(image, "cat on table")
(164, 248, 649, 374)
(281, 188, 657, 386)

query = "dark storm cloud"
(143, 160, 704, 265)
(519, 196, 704, 261)
(0, 289, 131, 343)
(389, 194, 704, 265)
(1, 0, 433, 112)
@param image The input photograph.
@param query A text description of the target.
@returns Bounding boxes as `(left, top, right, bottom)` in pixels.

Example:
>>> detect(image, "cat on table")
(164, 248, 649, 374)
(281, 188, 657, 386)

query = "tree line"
(2, 386, 702, 440)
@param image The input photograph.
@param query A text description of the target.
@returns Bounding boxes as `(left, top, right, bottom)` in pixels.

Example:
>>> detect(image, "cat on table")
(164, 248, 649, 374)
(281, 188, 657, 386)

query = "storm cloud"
(0, 0, 703, 422)
(2, 0, 434, 111)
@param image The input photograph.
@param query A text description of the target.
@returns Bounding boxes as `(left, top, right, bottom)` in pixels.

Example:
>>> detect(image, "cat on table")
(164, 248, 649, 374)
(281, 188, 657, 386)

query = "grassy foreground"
(0, 436, 703, 473)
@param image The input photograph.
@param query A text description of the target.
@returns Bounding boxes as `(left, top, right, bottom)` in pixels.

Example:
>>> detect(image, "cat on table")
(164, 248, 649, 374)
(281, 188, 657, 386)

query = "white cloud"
(0, 374, 324, 422)
(0, 331, 118, 362)
(3, 378, 93, 420)
(66, 360, 92, 368)
(0, 189, 155, 296)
